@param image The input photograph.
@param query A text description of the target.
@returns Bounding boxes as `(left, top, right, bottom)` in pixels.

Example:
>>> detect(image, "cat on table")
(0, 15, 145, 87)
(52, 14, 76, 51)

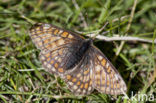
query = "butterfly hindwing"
(39, 46, 68, 75)
(91, 46, 127, 95)
(64, 54, 94, 95)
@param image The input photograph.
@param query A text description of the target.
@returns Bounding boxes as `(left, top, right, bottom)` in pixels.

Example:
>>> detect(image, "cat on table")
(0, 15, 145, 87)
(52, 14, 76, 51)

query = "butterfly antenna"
(84, 12, 92, 40)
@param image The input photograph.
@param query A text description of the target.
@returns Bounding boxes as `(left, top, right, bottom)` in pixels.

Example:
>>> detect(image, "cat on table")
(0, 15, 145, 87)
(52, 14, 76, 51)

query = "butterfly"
(29, 23, 127, 95)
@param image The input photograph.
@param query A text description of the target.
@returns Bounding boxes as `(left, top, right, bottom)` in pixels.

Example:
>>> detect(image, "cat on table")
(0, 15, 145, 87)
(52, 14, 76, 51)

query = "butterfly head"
(85, 38, 93, 46)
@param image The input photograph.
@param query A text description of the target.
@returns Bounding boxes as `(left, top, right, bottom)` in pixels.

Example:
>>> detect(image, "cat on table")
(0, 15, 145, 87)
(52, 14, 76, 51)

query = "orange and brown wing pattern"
(29, 23, 127, 96)
(29, 23, 83, 52)
(91, 47, 127, 95)
(29, 23, 83, 75)
(39, 46, 69, 75)
(64, 56, 94, 95)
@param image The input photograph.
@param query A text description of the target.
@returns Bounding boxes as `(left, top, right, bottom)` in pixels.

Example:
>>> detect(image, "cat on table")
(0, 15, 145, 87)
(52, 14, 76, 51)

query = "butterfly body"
(66, 39, 92, 70)
(29, 23, 127, 95)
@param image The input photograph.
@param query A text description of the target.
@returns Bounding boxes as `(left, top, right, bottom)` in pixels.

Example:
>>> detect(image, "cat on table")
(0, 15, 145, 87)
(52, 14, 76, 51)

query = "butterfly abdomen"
(66, 39, 92, 70)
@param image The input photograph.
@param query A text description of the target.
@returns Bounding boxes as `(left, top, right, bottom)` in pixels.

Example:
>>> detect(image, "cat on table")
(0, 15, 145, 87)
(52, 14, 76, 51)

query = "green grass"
(0, 0, 156, 102)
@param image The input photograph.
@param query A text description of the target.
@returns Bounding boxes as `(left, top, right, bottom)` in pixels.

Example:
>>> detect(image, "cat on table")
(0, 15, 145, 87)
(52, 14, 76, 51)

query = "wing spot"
(46, 31, 53, 34)
(46, 58, 50, 62)
(54, 63, 58, 68)
(110, 73, 114, 79)
(58, 68, 63, 72)
(84, 69, 89, 75)
(89, 80, 92, 85)
(52, 36, 60, 41)
(80, 76, 83, 81)
(59, 49, 63, 55)
(66, 75, 71, 80)
(86, 75, 89, 81)
(96, 79, 100, 85)
(98, 55, 103, 60)
(101, 71, 105, 79)
(82, 90, 86, 94)
(107, 80, 110, 86)
(45, 44, 52, 49)
(68, 82, 73, 86)
(38, 42, 43, 47)
(42, 34, 51, 39)
(58, 30, 63, 34)
(77, 73, 81, 78)
(51, 53, 58, 58)
(101, 79, 105, 85)
(47, 64, 52, 68)
(57, 39, 65, 45)
(88, 86, 92, 91)
(50, 60, 54, 64)
(31, 34, 37, 39)
(36, 27, 40, 31)
(96, 65, 101, 72)
(101, 87, 105, 91)
(41, 34, 50, 39)
(43, 61, 47, 65)
(52, 67, 56, 72)
(84, 83, 89, 89)
(96, 72, 101, 79)
(97, 80, 101, 85)
(40, 55, 45, 60)
(44, 39, 50, 44)
(111, 81, 114, 88)
(83, 76, 87, 82)
(35, 38, 41, 42)
(117, 83, 120, 88)
(107, 66, 111, 73)
(77, 89, 81, 93)
(77, 81, 81, 85)
(114, 83, 117, 89)
(68, 34, 73, 38)
(54, 56, 58, 60)
(43, 24, 51, 29)
(36, 31, 42, 35)
(110, 90, 114, 94)
(80, 84, 84, 88)
(106, 87, 110, 93)
(51, 43, 57, 48)
(45, 53, 50, 57)
(30, 29, 35, 32)
(54, 29, 59, 35)
(73, 85, 78, 90)
(72, 78, 77, 82)
(106, 62, 109, 68)
(58, 58, 62, 62)
(61, 32, 68, 37)
(101, 59, 106, 66)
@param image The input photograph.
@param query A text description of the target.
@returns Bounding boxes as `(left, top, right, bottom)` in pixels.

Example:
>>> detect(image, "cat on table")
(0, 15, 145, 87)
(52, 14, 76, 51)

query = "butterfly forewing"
(29, 23, 83, 52)
(29, 23, 84, 75)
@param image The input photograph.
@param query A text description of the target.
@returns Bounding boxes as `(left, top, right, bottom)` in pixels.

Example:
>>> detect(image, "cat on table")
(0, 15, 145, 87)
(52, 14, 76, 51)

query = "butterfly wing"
(63, 53, 94, 95)
(29, 23, 83, 51)
(29, 23, 84, 75)
(90, 46, 127, 95)
(39, 45, 71, 75)
(29, 23, 93, 95)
